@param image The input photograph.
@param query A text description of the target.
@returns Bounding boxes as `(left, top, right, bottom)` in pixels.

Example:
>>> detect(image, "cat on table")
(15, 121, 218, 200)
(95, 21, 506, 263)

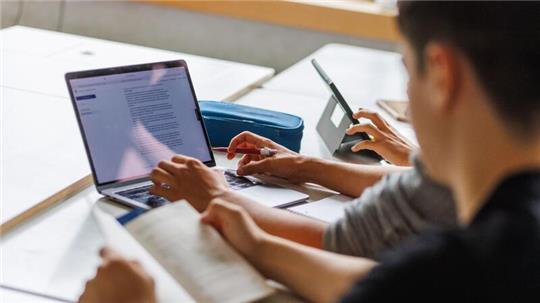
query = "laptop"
(65, 60, 308, 210)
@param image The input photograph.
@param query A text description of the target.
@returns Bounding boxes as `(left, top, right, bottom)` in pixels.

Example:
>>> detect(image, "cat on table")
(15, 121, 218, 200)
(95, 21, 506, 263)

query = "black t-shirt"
(341, 171, 540, 302)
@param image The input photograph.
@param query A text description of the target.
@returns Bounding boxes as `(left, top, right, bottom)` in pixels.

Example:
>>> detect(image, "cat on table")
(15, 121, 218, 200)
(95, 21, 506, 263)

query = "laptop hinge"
(98, 176, 151, 192)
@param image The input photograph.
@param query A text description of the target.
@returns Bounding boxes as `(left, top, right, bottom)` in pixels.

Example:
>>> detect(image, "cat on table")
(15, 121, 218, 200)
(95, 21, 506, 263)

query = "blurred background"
(1, 0, 399, 72)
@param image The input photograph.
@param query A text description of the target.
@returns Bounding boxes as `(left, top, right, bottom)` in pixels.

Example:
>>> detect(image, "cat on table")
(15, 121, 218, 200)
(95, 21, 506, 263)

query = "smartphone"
(377, 99, 410, 123)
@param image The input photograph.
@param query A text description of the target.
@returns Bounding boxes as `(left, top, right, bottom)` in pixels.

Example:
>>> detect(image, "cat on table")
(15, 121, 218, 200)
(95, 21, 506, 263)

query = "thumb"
(99, 247, 125, 265)
(100, 247, 121, 259)
(200, 203, 220, 227)
(201, 200, 244, 234)
(237, 158, 271, 176)
(200, 199, 232, 227)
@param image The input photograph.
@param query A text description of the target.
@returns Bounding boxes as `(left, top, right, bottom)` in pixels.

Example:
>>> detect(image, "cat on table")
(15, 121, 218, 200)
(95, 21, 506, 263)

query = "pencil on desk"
(212, 147, 278, 156)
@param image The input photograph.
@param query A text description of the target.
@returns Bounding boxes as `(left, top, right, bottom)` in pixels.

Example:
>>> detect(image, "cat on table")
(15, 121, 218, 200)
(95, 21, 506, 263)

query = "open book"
(93, 202, 273, 303)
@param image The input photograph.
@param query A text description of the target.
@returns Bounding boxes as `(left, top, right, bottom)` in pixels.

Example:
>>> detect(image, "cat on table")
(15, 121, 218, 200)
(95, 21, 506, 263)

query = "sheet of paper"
(125, 202, 273, 303)
(288, 194, 350, 223)
(92, 206, 194, 303)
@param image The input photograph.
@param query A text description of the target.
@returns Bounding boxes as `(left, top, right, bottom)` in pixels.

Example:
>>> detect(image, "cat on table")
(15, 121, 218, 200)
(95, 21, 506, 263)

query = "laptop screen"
(68, 63, 213, 186)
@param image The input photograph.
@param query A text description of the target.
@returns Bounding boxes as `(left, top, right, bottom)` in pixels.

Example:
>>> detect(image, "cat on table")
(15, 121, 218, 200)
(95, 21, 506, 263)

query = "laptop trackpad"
(237, 185, 308, 208)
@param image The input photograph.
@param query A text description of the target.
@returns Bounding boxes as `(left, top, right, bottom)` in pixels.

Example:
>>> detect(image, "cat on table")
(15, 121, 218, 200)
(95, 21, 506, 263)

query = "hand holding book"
(90, 202, 273, 303)
(79, 247, 157, 303)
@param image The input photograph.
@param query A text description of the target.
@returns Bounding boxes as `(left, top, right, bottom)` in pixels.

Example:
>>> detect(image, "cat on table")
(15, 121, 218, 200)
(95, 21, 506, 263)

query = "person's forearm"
(250, 235, 376, 303)
(220, 191, 327, 248)
(298, 157, 409, 197)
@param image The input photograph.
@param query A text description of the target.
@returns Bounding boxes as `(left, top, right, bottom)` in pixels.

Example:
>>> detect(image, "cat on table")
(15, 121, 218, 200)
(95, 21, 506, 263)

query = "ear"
(424, 42, 461, 113)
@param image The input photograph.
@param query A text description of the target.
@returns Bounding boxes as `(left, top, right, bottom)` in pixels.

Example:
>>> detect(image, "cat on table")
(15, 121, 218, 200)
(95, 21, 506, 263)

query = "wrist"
(296, 156, 326, 183)
(201, 188, 234, 212)
(216, 188, 238, 202)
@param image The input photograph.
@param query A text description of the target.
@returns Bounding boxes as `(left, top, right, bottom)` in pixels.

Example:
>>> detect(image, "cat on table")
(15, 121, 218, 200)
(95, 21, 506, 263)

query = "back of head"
(397, 1, 540, 140)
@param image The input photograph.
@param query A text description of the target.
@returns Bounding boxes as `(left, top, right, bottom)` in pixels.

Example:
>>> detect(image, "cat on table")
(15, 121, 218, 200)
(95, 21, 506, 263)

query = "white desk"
(0, 287, 63, 303)
(264, 43, 406, 102)
(1, 187, 106, 302)
(1, 26, 274, 101)
(0, 88, 90, 226)
(263, 43, 416, 144)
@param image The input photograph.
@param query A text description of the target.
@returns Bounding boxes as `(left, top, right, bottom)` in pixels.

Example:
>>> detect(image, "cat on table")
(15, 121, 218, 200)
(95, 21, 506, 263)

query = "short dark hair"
(397, 1, 540, 136)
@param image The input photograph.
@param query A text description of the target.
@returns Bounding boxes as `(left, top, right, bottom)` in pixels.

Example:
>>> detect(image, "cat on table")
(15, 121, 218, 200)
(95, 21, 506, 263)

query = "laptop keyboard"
(117, 185, 169, 208)
(224, 169, 260, 190)
(116, 170, 258, 208)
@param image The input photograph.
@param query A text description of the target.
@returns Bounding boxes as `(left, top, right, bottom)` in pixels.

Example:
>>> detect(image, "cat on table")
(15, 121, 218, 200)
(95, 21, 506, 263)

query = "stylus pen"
(212, 147, 278, 156)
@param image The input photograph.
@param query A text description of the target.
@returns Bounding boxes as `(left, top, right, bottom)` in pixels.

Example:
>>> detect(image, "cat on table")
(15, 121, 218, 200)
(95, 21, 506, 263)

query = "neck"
(451, 116, 540, 225)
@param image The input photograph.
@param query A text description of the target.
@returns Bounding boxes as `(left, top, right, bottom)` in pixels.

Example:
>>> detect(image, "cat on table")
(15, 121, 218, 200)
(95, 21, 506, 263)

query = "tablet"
(311, 59, 382, 160)
(311, 59, 369, 141)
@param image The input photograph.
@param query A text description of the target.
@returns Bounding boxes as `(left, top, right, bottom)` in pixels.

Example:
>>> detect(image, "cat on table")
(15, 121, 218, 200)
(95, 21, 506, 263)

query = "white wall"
(1, 0, 397, 71)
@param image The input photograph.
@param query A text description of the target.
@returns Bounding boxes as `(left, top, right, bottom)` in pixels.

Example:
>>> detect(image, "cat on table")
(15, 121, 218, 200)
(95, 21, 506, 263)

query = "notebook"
(93, 202, 273, 303)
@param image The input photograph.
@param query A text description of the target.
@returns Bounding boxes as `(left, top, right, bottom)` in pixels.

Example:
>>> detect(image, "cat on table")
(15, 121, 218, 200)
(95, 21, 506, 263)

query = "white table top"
(264, 43, 407, 103)
(1, 88, 90, 225)
(0, 287, 65, 303)
(1, 26, 274, 101)
(1, 187, 105, 302)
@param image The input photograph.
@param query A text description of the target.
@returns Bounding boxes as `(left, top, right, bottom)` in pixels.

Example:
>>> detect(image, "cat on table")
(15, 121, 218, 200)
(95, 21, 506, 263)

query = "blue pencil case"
(199, 101, 304, 152)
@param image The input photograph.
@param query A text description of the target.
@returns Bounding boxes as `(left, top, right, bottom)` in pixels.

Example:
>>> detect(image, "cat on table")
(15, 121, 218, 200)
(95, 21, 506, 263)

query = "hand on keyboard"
(149, 155, 230, 212)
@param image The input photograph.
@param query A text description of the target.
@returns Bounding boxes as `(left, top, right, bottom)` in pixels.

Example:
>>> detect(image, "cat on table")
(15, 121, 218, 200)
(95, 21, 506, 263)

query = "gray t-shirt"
(323, 156, 456, 259)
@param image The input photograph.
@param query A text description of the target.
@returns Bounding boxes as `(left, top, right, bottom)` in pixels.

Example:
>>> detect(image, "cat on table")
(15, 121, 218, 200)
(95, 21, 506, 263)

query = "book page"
(93, 206, 195, 303)
(125, 202, 273, 303)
